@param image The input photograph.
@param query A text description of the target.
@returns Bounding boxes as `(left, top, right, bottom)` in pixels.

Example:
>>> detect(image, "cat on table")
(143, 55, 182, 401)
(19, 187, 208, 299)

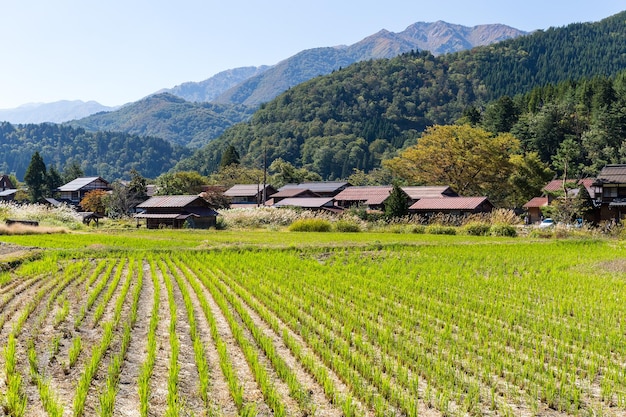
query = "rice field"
(1, 230, 626, 416)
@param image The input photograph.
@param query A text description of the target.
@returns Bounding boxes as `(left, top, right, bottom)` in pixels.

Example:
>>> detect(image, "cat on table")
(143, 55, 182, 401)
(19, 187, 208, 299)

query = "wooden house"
(401, 186, 458, 205)
(134, 195, 218, 229)
(265, 188, 320, 206)
(272, 197, 340, 212)
(224, 184, 277, 207)
(409, 197, 494, 216)
(277, 182, 350, 197)
(0, 175, 17, 202)
(591, 165, 626, 221)
(522, 197, 549, 224)
(334, 186, 409, 211)
(57, 177, 111, 205)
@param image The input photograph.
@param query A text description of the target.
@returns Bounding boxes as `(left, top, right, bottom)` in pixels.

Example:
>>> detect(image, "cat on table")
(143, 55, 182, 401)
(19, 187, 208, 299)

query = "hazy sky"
(0, 1, 623, 109)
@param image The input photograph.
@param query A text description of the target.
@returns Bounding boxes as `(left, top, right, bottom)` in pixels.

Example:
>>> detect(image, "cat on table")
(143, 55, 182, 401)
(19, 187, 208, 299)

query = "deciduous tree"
(384, 125, 520, 202)
(80, 189, 108, 214)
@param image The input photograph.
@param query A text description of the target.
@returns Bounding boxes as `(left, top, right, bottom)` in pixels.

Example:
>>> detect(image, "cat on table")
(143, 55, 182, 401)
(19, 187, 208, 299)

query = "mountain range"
(0, 100, 117, 124)
(0, 21, 525, 125)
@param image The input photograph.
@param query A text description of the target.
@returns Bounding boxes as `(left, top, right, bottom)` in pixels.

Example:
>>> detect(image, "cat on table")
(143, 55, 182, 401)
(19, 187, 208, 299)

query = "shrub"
(528, 229, 554, 239)
(410, 225, 426, 234)
(489, 224, 517, 237)
(334, 220, 361, 233)
(462, 222, 491, 236)
(288, 219, 332, 232)
(426, 225, 457, 235)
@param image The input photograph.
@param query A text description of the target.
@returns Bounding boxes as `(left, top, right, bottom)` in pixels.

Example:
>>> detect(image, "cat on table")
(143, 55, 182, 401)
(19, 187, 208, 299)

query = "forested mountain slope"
(0, 122, 189, 180)
(176, 11, 626, 179)
(69, 93, 255, 148)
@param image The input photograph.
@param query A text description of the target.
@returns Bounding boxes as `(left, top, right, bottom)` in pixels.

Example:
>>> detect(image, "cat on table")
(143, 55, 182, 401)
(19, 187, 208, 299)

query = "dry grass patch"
(0, 224, 68, 236)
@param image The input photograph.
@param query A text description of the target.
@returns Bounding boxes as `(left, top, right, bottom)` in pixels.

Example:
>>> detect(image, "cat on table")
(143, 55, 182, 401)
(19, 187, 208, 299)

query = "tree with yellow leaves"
(384, 124, 520, 202)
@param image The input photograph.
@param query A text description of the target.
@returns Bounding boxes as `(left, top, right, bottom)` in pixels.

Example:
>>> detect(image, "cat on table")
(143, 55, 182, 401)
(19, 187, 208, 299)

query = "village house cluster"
(3, 164, 626, 229)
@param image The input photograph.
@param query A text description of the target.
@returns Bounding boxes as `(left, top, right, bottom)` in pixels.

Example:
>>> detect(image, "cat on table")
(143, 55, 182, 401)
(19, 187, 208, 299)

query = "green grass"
(1, 228, 625, 415)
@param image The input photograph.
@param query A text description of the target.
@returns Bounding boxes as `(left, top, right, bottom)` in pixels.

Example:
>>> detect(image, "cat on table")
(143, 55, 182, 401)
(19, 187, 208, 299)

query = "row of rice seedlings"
(27, 341, 63, 417)
(158, 260, 181, 417)
(172, 255, 246, 412)
(177, 255, 312, 413)
(180, 256, 286, 417)
(72, 321, 114, 417)
(200, 255, 365, 416)
(3, 333, 26, 417)
(24, 258, 87, 416)
(163, 258, 212, 410)
(73, 256, 135, 417)
(92, 258, 128, 327)
(138, 258, 160, 417)
(202, 252, 397, 416)
(73, 259, 117, 328)
(98, 257, 143, 417)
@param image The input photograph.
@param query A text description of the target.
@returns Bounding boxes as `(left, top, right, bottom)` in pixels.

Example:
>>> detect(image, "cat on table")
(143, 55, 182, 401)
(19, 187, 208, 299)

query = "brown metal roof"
(137, 195, 205, 208)
(278, 182, 349, 194)
(596, 165, 626, 184)
(409, 197, 491, 210)
(401, 186, 457, 199)
(334, 186, 393, 205)
(523, 197, 549, 209)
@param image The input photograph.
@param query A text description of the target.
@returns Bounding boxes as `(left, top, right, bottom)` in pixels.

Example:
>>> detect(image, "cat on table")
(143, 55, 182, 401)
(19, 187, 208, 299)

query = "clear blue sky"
(0, 1, 623, 109)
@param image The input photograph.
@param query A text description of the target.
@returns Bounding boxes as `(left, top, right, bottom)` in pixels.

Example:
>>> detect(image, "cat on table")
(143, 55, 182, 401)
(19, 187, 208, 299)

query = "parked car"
(538, 218, 555, 228)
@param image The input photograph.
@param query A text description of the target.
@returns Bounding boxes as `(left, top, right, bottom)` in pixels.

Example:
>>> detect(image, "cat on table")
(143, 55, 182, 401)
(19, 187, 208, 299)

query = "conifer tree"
(24, 151, 48, 202)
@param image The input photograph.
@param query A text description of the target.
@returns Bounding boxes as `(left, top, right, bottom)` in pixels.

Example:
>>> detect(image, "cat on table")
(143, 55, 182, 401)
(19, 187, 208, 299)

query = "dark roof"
(409, 197, 492, 211)
(273, 197, 335, 208)
(523, 197, 549, 209)
(58, 176, 109, 192)
(269, 188, 320, 198)
(334, 186, 394, 205)
(137, 195, 207, 209)
(278, 182, 349, 194)
(401, 186, 458, 199)
(224, 184, 275, 197)
(596, 165, 626, 184)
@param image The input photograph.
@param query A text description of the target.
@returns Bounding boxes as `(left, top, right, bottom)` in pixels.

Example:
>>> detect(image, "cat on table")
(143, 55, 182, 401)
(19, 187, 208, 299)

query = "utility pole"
(262, 144, 268, 205)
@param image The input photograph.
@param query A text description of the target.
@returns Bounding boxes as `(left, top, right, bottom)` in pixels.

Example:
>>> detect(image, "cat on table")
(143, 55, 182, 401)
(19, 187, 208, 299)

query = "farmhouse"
(401, 186, 458, 205)
(409, 196, 494, 216)
(522, 178, 596, 223)
(224, 184, 277, 207)
(0, 175, 17, 202)
(272, 197, 340, 212)
(265, 188, 321, 206)
(134, 195, 218, 229)
(57, 176, 111, 205)
(277, 181, 350, 197)
(334, 186, 409, 211)
(591, 164, 626, 221)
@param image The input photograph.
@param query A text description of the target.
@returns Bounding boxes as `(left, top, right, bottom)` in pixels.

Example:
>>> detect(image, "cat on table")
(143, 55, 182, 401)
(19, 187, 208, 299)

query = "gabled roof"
(334, 186, 394, 205)
(401, 186, 458, 199)
(273, 197, 336, 208)
(543, 178, 596, 198)
(409, 196, 492, 211)
(58, 177, 109, 192)
(278, 182, 349, 194)
(523, 197, 549, 209)
(269, 188, 320, 198)
(595, 164, 626, 184)
(0, 189, 17, 197)
(137, 195, 207, 209)
(224, 184, 275, 197)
